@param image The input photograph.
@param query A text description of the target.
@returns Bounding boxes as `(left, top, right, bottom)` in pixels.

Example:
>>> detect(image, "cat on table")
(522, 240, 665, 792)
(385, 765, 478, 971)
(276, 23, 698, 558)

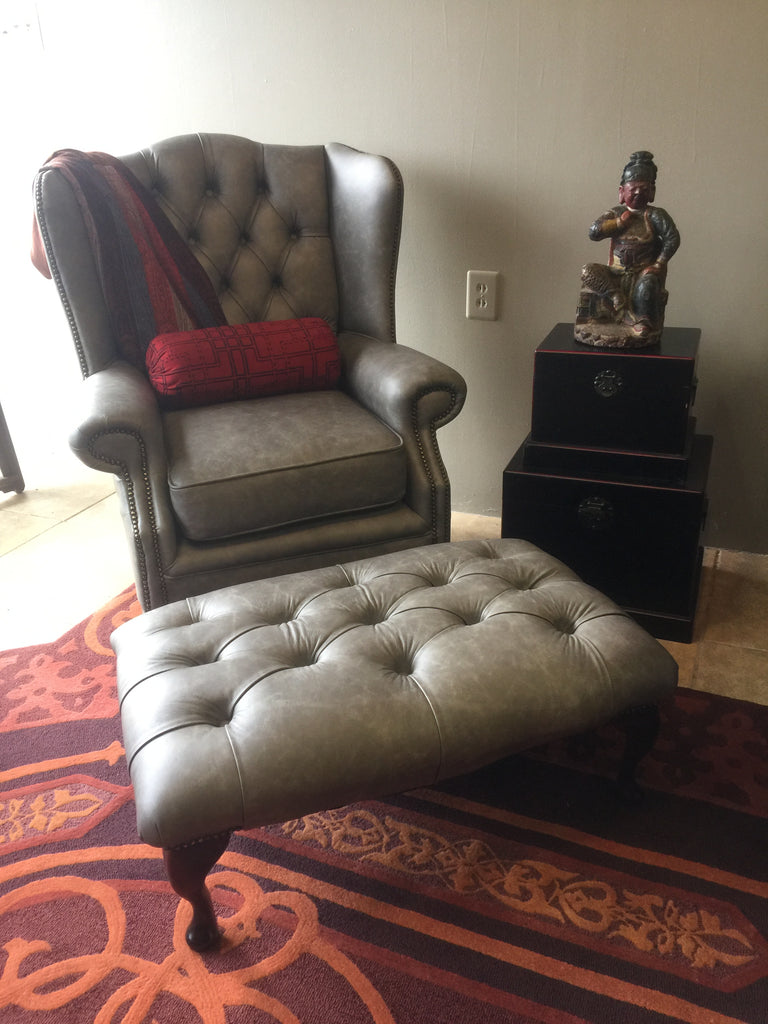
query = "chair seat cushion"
(163, 390, 406, 542)
(146, 318, 340, 409)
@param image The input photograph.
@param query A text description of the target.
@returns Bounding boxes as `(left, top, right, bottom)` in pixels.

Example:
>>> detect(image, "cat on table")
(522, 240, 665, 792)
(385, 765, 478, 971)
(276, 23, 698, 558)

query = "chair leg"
(163, 831, 232, 952)
(613, 704, 661, 805)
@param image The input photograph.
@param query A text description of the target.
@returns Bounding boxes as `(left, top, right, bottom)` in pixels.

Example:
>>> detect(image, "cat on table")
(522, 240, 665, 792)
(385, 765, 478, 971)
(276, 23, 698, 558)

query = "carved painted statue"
(575, 151, 680, 348)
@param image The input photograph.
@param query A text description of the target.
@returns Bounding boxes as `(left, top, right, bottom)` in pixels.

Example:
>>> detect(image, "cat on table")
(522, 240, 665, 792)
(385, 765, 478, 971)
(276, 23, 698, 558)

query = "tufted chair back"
(40, 134, 401, 379)
(123, 136, 340, 333)
(34, 133, 466, 610)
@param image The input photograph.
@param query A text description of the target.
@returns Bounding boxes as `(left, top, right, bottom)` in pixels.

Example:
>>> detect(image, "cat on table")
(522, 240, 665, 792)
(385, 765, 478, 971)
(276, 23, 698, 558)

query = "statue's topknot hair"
(621, 151, 657, 183)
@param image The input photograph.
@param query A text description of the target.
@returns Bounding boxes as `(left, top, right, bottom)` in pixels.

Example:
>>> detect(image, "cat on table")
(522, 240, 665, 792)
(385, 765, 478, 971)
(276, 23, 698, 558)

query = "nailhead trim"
(87, 429, 167, 609)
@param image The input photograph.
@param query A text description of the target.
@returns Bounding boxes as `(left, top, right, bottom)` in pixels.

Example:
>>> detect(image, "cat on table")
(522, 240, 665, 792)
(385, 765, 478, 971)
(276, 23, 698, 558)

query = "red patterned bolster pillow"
(145, 317, 341, 409)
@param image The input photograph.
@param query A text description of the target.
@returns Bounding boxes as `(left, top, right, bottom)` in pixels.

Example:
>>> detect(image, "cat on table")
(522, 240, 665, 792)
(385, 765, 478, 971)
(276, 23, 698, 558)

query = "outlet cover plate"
(466, 270, 499, 320)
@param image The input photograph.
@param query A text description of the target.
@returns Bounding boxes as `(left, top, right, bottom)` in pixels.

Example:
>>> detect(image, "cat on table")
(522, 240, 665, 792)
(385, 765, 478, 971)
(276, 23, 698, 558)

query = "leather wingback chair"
(33, 133, 466, 609)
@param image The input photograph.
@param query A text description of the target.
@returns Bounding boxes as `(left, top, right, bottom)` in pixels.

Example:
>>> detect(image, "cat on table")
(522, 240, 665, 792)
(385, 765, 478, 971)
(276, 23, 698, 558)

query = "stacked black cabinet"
(502, 323, 712, 642)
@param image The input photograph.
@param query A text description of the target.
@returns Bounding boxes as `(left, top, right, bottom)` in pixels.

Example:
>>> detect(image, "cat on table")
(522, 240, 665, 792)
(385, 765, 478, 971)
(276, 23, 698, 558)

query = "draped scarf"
(32, 149, 226, 370)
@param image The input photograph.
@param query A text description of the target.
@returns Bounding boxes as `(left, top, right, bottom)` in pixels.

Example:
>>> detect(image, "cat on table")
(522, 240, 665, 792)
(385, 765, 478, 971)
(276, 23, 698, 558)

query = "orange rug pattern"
(1, 589, 766, 1023)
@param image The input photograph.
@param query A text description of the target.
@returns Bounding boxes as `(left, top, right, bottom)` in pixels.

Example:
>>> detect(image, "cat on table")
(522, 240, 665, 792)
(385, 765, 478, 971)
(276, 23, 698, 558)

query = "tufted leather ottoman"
(112, 539, 677, 951)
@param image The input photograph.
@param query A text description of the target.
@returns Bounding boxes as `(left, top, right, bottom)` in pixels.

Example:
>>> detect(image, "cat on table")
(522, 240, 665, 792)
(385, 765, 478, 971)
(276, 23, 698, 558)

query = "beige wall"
(5, 0, 768, 551)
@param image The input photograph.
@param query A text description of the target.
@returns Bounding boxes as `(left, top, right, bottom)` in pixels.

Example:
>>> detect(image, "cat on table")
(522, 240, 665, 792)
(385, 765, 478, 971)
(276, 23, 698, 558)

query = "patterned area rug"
(1, 589, 766, 1023)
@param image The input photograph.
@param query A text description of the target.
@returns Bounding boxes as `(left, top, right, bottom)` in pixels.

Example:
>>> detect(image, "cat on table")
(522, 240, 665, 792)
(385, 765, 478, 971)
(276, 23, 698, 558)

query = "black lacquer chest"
(531, 323, 699, 454)
(502, 324, 712, 642)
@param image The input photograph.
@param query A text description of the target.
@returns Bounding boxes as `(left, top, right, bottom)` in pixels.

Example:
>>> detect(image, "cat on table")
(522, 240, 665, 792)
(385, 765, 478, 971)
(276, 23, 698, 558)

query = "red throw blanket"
(31, 149, 226, 371)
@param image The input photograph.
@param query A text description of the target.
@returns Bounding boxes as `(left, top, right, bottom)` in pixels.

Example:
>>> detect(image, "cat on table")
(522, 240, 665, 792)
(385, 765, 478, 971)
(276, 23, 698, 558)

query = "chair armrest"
(339, 333, 466, 433)
(68, 362, 178, 588)
(69, 361, 165, 475)
(339, 333, 467, 536)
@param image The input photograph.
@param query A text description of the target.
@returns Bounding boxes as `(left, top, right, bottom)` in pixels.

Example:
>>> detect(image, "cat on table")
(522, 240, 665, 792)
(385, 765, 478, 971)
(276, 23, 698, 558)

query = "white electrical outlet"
(466, 270, 499, 321)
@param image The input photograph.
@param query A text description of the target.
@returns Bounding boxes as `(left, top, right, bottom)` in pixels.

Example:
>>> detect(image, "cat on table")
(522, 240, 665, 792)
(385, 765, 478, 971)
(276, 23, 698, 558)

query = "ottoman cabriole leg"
(614, 703, 662, 805)
(163, 831, 232, 951)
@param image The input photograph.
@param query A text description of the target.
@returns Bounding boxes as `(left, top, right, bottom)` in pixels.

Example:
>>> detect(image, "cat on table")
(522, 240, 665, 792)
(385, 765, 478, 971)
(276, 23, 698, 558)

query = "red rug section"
(1, 588, 766, 1023)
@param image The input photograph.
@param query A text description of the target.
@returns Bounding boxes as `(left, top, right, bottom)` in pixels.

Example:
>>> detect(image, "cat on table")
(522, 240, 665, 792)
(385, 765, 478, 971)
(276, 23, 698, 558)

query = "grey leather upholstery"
(112, 539, 678, 850)
(34, 134, 466, 609)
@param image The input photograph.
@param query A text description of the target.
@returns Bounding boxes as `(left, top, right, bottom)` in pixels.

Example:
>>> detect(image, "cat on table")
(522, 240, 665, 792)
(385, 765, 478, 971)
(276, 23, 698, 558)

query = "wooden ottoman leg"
(614, 704, 661, 804)
(163, 831, 232, 952)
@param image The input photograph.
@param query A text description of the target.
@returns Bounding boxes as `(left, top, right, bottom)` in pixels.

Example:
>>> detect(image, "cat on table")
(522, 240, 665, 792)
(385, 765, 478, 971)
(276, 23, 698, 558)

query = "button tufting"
(554, 619, 576, 635)
(113, 539, 680, 862)
(361, 611, 387, 626)
(464, 612, 485, 626)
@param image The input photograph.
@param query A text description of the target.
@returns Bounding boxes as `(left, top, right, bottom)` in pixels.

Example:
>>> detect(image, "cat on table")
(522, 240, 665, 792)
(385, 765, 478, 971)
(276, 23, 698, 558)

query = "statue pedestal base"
(574, 320, 661, 349)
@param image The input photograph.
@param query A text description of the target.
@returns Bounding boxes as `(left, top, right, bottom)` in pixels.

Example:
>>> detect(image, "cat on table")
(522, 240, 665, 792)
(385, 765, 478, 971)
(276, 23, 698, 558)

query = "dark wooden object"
(164, 831, 232, 952)
(0, 400, 24, 494)
(503, 434, 711, 641)
(503, 324, 712, 643)
(531, 323, 699, 453)
(614, 704, 662, 804)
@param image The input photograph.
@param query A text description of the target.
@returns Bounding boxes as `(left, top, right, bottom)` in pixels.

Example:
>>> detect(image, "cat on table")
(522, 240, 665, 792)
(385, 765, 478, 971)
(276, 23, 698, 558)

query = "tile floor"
(1, 436, 767, 706)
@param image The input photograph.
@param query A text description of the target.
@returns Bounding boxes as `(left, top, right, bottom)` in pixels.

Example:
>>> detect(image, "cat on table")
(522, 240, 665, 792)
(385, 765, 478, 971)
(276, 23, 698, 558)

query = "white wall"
(3, 0, 767, 552)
